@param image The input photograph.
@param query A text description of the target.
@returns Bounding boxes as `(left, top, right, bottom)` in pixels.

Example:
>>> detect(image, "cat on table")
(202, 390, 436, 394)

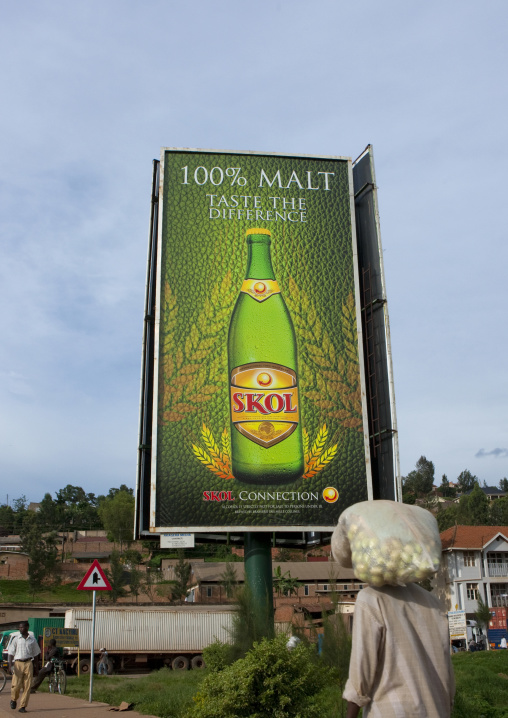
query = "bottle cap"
(245, 228, 271, 237)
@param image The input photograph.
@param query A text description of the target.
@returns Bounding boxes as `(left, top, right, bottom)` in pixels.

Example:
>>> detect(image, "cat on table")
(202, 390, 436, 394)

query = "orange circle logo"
(257, 372, 272, 387)
(323, 487, 338, 503)
(254, 282, 266, 294)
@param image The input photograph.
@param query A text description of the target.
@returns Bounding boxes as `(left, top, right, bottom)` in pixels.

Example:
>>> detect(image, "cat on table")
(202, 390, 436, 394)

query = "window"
(304, 585, 309, 596)
(206, 587, 213, 597)
(463, 551, 476, 567)
(320, 584, 329, 592)
(491, 583, 508, 597)
(466, 583, 479, 601)
(343, 584, 348, 591)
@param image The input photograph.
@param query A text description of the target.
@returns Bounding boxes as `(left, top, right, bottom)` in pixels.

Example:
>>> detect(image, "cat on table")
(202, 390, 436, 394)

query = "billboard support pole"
(244, 532, 274, 636)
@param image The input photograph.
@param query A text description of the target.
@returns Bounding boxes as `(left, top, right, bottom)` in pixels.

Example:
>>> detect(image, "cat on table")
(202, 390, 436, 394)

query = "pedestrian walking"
(97, 648, 109, 675)
(343, 582, 455, 717)
(8, 620, 41, 713)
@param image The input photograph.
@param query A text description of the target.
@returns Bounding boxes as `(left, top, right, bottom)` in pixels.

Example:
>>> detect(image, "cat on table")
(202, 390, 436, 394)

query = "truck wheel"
(78, 659, 91, 675)
(191, 655, 206, 669)
(172, 656, 189, 670)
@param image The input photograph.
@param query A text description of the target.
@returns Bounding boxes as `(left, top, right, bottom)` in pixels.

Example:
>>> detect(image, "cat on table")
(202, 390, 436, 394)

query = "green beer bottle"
(228, 228, 304, 484)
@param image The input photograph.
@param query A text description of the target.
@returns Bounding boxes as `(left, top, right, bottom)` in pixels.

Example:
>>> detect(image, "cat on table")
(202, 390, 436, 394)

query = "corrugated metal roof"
(191, 561, 356, 583)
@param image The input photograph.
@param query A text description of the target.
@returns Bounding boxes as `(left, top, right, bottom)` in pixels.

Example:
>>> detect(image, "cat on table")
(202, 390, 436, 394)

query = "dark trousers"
(31, 663, 52, 690)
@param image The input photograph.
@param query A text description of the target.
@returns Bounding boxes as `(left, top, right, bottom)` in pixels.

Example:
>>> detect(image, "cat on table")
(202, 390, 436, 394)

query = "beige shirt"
(343, 584, 455, 718)
(8, 632, 41, 661)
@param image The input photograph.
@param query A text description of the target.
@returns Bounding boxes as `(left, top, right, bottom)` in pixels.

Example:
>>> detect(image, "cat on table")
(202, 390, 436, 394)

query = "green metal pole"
(244, 532, 274, 637)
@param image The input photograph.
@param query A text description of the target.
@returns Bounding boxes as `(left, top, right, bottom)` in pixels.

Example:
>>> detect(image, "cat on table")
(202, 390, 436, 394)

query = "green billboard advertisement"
(151, 149, 372, 531)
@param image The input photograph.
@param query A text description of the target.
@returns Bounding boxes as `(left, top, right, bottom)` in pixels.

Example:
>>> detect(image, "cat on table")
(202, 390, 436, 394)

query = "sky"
(1, 0, 507, 505)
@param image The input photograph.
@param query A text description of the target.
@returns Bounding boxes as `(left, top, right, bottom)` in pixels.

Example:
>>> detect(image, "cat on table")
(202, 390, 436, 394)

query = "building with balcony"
(435, 525, 508, 616)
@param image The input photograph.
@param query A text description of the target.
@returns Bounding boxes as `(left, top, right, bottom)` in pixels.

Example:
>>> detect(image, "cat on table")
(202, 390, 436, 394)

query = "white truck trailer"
(63, 605, 235, 674)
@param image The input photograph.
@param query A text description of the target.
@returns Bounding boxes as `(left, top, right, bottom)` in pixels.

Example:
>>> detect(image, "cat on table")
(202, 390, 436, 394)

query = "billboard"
(146, 148, 373, 533)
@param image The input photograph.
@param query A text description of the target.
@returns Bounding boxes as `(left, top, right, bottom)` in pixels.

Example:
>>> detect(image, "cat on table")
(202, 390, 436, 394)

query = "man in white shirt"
(8, 621, 41, 713)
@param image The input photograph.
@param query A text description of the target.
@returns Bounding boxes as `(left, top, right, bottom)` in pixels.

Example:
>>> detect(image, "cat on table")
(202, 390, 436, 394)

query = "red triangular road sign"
(77, 559, 112, 591)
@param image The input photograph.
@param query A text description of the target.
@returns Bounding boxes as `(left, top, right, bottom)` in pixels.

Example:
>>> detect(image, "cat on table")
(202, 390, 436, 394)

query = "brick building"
(0, 551, 29, 579)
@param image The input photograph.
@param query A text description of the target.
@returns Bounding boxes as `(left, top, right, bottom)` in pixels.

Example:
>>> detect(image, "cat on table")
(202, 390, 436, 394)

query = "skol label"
(240, 279, 280, 302)
(230, 362, 299, 448)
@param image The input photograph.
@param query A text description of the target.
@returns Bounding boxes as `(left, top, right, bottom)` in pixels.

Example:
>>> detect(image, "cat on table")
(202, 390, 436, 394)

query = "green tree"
(20, 512, 60, 594)
(273, 566, 301, 597)
(171, 550, 191, 602)
(276, 547, 294, 562)
(475, 595, 492, 651)
(128, 567, 143, 602)
(11, 496, 29, 534)
(456, 470, 478, 494)
(229, 585, 274, 660)
(122, 549, 143, 567)
(319, 595, 352, 714)
(55, 485, 101, 529)
(220, 561, 238, 599)
(499, 478, 508, 492)
(402, 456, 435, 497)
(490, 497, 508, 525)
(141, 568, 162, 602)
(98, 490, 134, 550)
(438, 474, 456, 498)
(37, 493, 63, 531)
(436, 504, 459, 532)
(0, 504, 15, 535)
(457, 483, 489, 525)
(105, 551, 128, 603)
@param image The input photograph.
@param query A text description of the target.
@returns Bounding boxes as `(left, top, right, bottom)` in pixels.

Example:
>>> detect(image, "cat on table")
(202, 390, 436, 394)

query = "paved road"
(0, 687, 159, 718)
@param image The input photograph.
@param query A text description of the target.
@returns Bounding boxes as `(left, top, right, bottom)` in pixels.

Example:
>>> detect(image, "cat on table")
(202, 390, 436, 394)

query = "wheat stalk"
(306, 424, 328, 470)
(221, 428, 231, 464)
(192, 427, 234, 480)
(303, 444, 338, 479)
(284, 280, 363, 432)
(159, 272, 237, 423)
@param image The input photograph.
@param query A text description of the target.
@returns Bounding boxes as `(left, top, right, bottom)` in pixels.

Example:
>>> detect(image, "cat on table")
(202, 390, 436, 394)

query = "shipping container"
(63, 605, 236, 673)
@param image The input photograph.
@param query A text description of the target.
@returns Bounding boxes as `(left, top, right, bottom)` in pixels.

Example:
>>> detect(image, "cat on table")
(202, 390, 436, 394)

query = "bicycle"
(0, 665, 7, 693)
(47, 658, 66, 695)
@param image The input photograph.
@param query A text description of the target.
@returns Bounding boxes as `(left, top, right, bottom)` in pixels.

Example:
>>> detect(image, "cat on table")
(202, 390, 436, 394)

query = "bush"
(187, 633, 329, 718)
(201, 640, 233, 672)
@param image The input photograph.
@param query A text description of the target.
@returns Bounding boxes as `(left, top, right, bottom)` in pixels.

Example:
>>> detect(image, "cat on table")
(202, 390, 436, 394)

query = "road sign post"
(77, 560, 112, 702)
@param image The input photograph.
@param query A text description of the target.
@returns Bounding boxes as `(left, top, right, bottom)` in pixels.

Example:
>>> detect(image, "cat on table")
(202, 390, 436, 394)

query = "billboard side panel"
(353, 145, 400, 501)
(347, 159, 373, 501)
(136, 161, 159, 536)
(149, 151, 167, 529)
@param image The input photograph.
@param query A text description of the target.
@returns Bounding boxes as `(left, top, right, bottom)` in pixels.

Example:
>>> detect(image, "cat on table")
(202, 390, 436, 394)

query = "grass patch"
(40, 670, 204, 717)
(0, 580, 92, 604)
(451, 651, 508, 717)
(33, 647, 508, 718)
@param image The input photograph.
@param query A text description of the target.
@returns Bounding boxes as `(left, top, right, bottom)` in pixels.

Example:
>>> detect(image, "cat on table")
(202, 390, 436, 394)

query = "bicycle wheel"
(0, 667, 7, 692)
(57, 669, 67, 695)
(48, 673, 57, 693)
